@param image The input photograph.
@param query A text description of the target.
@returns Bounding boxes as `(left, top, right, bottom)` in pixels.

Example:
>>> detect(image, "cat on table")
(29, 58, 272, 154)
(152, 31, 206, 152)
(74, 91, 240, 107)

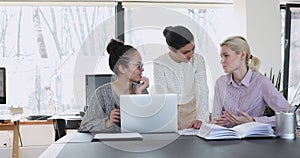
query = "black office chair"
(54, 119, 66, 141)
(54, 118, 81, 141)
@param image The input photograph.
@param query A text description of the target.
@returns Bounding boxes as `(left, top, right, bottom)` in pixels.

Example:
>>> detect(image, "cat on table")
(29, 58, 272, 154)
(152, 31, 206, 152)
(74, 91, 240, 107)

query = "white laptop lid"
(120, 94, 178, 133)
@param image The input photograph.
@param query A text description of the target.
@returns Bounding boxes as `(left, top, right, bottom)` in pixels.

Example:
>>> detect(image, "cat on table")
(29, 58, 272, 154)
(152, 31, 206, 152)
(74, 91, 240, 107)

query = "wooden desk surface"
(20, 119, 53, 125)
(0, 122, 17, 129)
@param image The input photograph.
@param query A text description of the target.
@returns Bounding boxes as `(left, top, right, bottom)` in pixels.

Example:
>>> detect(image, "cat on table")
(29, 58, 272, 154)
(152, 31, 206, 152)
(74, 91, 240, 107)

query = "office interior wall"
(245, 0, 282, 74)
(231, 0, 283, 75)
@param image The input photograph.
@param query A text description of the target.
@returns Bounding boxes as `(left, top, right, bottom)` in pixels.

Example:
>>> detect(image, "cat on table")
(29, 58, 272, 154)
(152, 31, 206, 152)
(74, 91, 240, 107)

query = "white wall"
(245, 0, 282, 74)
(230, 0, 283, 74)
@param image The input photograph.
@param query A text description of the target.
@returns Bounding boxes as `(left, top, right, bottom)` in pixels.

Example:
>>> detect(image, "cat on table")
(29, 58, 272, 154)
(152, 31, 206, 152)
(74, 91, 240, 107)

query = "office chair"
(54, 118, 81, 141)
(54, 119, 66, 141)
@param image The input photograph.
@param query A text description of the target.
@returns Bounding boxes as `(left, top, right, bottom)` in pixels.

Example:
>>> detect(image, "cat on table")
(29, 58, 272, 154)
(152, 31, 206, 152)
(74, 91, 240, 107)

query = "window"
(282, 3, 300, 104)
(0, 5, 115, 114)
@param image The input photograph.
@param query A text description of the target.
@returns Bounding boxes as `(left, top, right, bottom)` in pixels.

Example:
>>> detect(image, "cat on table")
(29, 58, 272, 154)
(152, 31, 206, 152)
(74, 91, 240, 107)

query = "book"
(94, 132, 143, 141)
(179, 122, 276, 140)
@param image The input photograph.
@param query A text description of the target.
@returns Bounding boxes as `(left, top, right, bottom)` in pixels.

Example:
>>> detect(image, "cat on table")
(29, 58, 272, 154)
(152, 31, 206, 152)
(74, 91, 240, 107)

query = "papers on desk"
(179, 122, 276, 140)
(94, 132, 143, 141)
(178, 128, 199, 135)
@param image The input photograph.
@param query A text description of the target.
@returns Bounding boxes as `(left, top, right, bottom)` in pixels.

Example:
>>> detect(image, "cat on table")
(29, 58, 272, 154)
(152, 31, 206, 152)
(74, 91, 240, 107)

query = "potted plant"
(263, 68, 282, 116)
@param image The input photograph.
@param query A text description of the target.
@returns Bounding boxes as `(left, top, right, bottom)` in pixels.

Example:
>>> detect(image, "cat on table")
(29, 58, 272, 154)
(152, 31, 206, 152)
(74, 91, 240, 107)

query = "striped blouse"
(212, 69, 289, 127)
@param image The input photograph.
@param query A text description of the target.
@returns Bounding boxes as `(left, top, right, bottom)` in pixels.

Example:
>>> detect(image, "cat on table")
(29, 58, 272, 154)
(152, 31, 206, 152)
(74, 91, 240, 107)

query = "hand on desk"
(106, 109, 120, 128)
(178, 120, 202, 130)
(211, 109, 254, 127)
(188, 120, 202, 129)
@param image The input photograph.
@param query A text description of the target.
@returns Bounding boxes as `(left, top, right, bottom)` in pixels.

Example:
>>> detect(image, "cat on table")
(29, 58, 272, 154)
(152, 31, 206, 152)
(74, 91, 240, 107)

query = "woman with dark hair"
(153, 26, 209, 130)
(78, 39, 149, 133)
(211, 35, 288, 127)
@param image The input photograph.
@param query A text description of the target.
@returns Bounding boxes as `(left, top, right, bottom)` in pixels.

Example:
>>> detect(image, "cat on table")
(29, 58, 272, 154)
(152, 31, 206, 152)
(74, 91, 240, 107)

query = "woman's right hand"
(106, 109, 120, 128)
(211, 116, 228, 127)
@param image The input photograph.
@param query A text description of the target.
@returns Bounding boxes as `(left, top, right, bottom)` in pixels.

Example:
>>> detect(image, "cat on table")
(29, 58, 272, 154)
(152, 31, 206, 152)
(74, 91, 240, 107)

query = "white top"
(153, 53, 209, 121)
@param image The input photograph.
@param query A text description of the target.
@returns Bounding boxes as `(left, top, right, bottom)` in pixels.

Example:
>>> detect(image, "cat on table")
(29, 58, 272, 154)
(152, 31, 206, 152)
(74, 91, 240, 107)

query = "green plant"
(263, 68, 281, 116)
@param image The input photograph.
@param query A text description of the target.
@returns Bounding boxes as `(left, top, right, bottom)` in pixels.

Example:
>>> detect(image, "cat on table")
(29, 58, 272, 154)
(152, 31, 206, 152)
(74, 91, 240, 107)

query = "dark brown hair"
(163, 25, 194, 51)
(106, 39, 137, 74)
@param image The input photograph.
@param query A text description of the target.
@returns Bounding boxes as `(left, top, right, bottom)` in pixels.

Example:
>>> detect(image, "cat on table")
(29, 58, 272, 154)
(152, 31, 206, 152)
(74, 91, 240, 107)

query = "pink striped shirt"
(212, 69, 289, 127)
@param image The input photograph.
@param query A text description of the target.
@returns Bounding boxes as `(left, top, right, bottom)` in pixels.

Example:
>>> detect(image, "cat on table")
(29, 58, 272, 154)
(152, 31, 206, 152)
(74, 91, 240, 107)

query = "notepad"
(180, 122, 276, 140)
(94, 133, 143, 141)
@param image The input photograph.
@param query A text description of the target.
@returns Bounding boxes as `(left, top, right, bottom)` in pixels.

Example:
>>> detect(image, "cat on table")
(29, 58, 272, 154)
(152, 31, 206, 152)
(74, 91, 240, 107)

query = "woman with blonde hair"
(211, 35, 289, 127)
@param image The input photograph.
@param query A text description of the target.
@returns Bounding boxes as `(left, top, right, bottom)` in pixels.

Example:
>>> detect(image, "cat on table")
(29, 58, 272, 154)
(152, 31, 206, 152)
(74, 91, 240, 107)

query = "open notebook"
(180, 122, 276, 140)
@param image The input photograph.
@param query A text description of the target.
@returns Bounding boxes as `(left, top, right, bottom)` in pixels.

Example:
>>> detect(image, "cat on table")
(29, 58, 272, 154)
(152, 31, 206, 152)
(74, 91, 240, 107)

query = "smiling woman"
(78, 39, 149, 133)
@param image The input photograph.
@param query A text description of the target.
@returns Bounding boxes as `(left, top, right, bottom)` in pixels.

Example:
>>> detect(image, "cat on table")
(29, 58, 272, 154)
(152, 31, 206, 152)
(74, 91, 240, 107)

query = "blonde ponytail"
(248, 55, 260, 72)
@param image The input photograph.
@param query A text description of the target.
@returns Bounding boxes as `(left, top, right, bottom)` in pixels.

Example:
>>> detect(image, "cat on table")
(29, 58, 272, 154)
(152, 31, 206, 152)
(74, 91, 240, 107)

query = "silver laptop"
(120, 94, 178, 133)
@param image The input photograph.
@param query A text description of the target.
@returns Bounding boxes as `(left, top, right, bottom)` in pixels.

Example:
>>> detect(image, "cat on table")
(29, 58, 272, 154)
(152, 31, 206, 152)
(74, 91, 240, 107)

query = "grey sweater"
(78, 83, 148, 133)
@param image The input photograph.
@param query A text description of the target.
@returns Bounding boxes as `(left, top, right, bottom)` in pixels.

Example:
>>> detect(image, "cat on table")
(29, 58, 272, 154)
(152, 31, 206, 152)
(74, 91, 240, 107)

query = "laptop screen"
(120, 94, 178, 133)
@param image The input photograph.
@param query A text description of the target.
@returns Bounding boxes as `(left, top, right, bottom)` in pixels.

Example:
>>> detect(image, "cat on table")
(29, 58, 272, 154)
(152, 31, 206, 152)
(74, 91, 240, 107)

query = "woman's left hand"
(135, 76, 149, 94)
(224, 109, 254, 126)
(188, 120, 202, 129)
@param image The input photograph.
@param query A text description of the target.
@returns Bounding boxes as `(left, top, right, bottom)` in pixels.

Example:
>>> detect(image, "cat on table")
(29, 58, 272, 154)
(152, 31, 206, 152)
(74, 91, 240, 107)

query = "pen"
(114, 103, 119, 109)
(113, 103, 121, 127)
